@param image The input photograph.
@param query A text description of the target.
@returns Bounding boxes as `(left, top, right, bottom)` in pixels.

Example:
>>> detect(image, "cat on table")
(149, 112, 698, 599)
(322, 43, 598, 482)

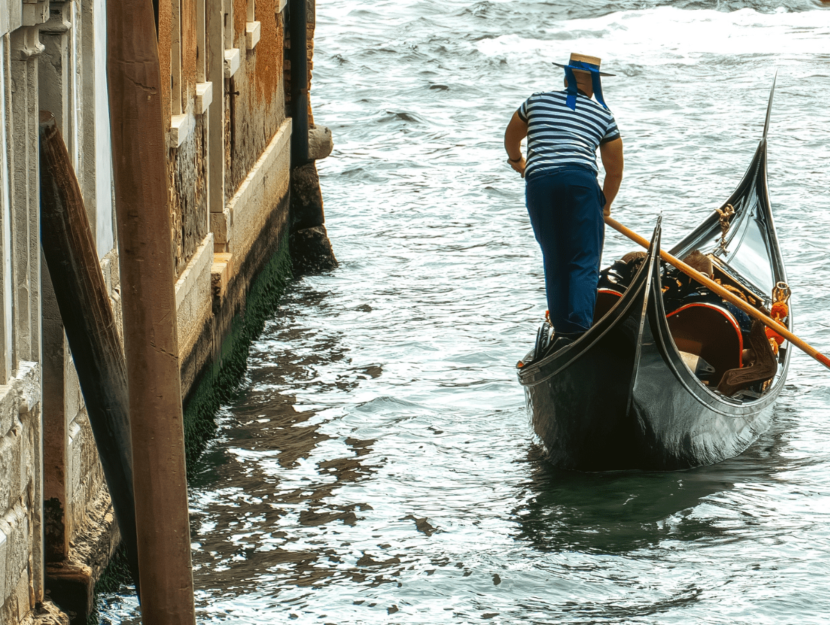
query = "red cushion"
(666, 303, 743, 384)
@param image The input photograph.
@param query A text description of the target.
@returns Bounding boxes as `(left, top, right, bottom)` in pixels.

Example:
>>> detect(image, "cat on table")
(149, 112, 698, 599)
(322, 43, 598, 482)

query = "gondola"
(517, 79, 791, 471)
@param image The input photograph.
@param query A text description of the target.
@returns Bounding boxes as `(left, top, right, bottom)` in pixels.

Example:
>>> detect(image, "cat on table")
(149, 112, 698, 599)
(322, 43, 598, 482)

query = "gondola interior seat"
(666, 303, 743, 386)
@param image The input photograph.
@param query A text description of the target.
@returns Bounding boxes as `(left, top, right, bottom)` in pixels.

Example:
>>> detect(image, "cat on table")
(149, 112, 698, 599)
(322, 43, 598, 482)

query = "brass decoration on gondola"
(766, 281, 791, 356)
(715, 203, 735, 254)
(773, 281, 791, 306)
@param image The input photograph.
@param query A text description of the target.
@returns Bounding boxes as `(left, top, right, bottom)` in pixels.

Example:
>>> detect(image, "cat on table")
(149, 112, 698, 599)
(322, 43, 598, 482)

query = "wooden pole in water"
(289, 0, 309, 165)
(106, 0, 197, 620)
(605, 216, 830, 371)
(38, 112, 141, 594)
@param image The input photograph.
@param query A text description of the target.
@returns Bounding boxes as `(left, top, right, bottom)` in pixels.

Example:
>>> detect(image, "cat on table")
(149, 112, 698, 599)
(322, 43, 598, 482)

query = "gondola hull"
(521, 226, 786, 471)
(520, 234, 655, 471)
(626, 245, 782, 470)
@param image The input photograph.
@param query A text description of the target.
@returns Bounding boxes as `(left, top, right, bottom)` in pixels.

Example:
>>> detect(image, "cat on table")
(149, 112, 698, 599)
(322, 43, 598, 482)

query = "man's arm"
(504, 111, 528, 177)
(599, 137, 624, 216)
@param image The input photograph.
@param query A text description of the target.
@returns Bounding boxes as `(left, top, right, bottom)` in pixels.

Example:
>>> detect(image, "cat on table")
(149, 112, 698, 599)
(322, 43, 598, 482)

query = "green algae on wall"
(183, 233, 293, 469)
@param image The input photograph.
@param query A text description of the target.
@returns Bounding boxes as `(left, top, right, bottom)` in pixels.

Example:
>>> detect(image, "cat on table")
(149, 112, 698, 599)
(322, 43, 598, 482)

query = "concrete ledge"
(181, 200, 291, 461)
(20, 600, 69, 625)
(176, 234, 215, 361)
(46, 485, 120, 624)
(212, 118, 291, 261)
(211, 253, 233, 305)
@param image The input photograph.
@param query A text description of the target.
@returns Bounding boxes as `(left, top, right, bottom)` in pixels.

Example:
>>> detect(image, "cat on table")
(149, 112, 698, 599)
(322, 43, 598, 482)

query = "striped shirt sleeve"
(601, 113, 621, 144)
(517, 97, 531, 123)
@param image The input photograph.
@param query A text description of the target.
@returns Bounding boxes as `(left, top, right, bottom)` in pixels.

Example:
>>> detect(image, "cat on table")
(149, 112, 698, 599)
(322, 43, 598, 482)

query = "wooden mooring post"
(38, 112, 141, 596)
(106, 0, 197, 620)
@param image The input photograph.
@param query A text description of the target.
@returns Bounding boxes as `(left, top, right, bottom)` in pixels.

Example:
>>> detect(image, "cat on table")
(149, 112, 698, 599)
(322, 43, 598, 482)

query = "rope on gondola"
(715, 203, 735, 253)
(714, 279, 756, 306)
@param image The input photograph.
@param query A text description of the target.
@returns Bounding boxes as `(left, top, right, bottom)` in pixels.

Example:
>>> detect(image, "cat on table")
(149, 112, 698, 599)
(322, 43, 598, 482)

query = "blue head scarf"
(557, 58, 611, 111)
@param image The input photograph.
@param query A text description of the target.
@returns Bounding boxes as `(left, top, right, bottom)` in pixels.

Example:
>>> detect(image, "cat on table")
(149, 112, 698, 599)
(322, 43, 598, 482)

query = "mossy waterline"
(182, 232, 293, 468)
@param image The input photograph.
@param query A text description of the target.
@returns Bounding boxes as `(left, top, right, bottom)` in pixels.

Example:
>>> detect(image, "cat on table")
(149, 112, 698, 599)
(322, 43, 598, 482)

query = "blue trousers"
(526, 167, 605, 334)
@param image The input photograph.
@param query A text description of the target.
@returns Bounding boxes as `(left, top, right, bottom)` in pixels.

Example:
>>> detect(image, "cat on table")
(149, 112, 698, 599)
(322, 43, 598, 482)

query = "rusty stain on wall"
(159, 0, 173, 127)
(158, 0, 288, 265)
(223, 0, 286, 203)
(182, 0, 197, 106)
(254, 0, 282, 105)
(234, 0, 247, 38)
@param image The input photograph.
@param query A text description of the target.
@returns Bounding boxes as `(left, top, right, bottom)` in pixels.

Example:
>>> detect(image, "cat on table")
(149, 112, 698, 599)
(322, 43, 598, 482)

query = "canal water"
(99, 1, 830, 622)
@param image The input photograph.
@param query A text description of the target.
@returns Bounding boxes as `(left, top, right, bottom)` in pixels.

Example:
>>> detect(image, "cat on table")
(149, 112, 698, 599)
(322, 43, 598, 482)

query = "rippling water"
(99, 1, 830, 623)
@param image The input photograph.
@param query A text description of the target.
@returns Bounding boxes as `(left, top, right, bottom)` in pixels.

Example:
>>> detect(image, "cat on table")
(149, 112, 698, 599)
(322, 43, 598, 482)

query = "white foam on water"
(477, 6, 830, 65)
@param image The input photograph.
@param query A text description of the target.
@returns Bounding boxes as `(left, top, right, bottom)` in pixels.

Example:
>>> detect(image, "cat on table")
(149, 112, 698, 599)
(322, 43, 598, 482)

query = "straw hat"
(552, 53, 615, 77)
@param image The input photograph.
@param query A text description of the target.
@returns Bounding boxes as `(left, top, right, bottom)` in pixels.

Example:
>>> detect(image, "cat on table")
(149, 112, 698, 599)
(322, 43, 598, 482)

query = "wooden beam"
(38, 111, 140, 593)
(105, 0, 197, 619)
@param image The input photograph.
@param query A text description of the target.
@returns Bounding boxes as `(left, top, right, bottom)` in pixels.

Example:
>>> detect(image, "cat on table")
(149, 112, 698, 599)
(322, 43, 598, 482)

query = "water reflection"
(179, 287, 397, 602)
(517, 414, 792, 556)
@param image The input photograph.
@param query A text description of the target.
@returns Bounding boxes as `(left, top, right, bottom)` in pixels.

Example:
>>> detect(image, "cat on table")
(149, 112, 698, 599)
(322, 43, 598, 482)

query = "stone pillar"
(0, 34, 15, 383)
(9, 22, 45, 367)
(7, 12, 49, 616)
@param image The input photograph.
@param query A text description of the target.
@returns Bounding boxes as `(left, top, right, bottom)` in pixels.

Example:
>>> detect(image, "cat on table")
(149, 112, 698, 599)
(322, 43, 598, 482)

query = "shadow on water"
(514, 409, 795, 555)
(183, 286, 388, 598)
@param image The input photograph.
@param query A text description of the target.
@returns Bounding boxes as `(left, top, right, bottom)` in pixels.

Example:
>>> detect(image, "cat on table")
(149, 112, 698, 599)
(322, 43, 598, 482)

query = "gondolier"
(505, 53, 624, 341)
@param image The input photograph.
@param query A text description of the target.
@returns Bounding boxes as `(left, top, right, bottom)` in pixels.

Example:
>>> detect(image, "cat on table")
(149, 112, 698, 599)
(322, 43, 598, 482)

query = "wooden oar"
(605, 216, 830, 371)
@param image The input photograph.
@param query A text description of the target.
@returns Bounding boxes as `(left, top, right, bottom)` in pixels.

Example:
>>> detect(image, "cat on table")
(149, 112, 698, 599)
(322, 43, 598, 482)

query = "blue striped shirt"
(517, 90, 620, 179)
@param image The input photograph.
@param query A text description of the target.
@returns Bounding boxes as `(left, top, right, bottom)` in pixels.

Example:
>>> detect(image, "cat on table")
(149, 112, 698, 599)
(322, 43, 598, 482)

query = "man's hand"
(603, 202, 611, 218)
(508, 156, 526, 177)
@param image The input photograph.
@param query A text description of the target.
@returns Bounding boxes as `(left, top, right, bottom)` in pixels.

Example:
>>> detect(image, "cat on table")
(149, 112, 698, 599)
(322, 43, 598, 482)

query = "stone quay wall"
(0, 0, 332, 621)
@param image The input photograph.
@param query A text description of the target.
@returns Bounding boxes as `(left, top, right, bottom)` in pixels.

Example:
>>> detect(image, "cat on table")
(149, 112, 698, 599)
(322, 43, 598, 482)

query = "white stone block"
(13, 360, 40, 415)
(246, 21, 261, 51)
(195, 81, 213, 115)
(224, 48, 241, 79)
(169, 113, 194, 149)
(21, 1, 48, 27)
(175, 234, 214, 359)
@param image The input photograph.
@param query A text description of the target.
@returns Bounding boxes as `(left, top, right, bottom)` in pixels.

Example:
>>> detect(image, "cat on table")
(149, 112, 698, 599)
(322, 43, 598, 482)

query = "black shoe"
(550, 331, 585, 352)
(532, 321, 554, 361)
